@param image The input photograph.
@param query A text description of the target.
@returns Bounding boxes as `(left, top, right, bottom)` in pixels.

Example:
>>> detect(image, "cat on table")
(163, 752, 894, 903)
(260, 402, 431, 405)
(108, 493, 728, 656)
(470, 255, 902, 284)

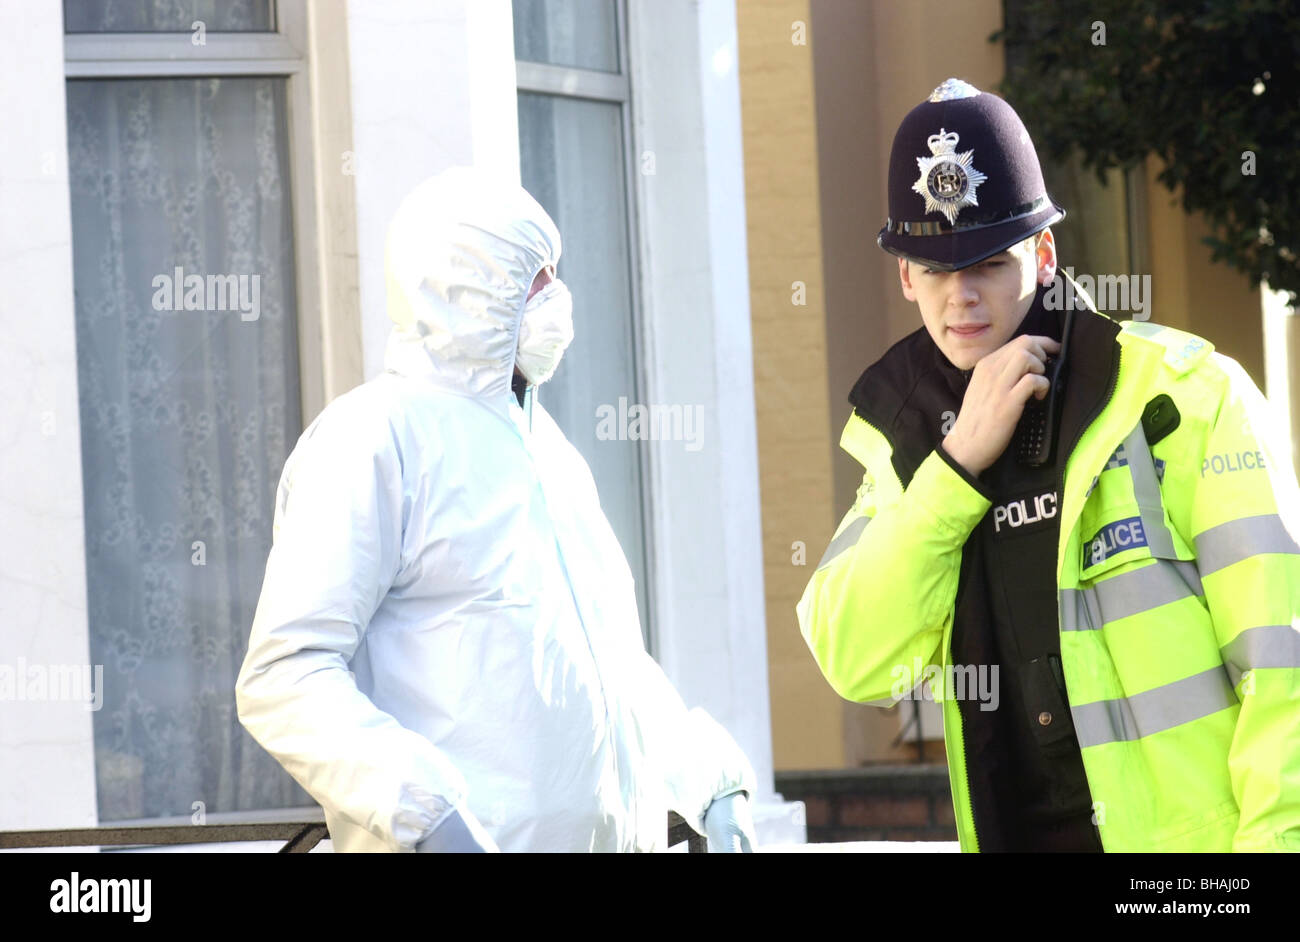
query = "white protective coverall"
(235, 168, 757, 852)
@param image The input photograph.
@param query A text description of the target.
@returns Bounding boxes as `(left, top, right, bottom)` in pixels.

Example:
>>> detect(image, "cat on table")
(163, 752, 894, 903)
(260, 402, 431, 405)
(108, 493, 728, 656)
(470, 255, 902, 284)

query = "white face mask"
(515, 278, 574, 386)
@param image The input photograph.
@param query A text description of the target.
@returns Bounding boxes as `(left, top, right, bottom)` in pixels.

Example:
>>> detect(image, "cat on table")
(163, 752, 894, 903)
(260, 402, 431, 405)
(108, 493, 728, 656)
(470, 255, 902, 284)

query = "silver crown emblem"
(911, 126, 988, 225)
(928, 78, 981, 102)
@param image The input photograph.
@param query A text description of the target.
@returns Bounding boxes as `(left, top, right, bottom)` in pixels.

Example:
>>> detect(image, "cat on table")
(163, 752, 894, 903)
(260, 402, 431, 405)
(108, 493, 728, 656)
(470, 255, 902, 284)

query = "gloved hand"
(704, 789, 756, 853)
(415, 805, 500, 853)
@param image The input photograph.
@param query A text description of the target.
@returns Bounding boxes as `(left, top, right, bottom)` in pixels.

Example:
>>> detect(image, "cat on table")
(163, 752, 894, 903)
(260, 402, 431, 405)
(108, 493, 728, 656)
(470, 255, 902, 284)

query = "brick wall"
(775, 765, 957, 843)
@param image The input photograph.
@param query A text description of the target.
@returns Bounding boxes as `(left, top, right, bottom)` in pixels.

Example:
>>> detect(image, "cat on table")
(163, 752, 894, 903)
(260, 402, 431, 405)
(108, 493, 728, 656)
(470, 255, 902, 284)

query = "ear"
(898, 257, 918, 302)
(1035, 228, 1058, 286)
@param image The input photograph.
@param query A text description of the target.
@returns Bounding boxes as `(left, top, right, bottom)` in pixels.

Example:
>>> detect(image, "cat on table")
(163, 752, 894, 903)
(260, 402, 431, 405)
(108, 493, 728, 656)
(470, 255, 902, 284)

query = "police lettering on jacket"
(1201, 450, 1266, 477)
(992, 491, 1058, 534)
(1084, 516, 1148, 568)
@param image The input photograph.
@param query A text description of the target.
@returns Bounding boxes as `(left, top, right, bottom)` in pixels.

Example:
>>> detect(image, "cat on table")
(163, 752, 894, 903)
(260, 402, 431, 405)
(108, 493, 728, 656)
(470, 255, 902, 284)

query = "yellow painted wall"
(736, 0, 844, 769)
(807, 0, 1007, 767)
(1143, 157, 1264, 385)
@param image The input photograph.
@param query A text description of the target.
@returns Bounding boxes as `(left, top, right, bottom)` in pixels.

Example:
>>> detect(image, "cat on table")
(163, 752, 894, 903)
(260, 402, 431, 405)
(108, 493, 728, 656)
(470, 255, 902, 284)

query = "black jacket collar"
(848, 284, 1121, 488)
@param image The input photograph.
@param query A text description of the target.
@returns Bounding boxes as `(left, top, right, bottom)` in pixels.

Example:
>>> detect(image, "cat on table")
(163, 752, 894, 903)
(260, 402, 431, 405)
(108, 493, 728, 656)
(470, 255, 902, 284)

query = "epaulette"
(1118, 320, 1215, 376)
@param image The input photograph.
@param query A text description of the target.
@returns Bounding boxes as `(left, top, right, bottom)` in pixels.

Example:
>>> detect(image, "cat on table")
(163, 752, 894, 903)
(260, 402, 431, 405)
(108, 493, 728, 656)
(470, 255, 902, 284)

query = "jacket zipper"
(949, 366, 984, 853)
(956, 694, 981, 852)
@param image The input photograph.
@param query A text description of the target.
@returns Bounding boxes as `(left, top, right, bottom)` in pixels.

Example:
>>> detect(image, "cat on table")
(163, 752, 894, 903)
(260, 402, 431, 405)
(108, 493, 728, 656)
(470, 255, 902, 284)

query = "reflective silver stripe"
(1221, 624, 1300, 687)
(1060, 558, 1204, 631)
(1169, 558, 1203, 596)
(1060, 584, 1100, 632)
(1072, 666, 1237, 748)
(1123, 424, 1178, 559)
(816, 515, 870, 571)
(1194, 514, 1300, 576)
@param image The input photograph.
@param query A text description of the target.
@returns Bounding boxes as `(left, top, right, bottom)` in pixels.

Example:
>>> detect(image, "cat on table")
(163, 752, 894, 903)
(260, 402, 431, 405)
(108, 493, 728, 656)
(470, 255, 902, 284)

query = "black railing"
(667, 811, 708, 853)
(1, 812, 707, 853)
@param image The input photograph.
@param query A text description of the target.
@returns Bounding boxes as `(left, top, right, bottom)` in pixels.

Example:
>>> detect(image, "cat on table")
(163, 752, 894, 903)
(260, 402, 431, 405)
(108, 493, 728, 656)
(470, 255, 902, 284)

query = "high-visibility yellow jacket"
(797, 319, 1300, 852)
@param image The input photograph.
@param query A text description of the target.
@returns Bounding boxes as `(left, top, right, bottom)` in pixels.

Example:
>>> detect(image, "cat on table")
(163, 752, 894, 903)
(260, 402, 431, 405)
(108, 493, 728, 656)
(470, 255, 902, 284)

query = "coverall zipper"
(513, 393, 628, 847)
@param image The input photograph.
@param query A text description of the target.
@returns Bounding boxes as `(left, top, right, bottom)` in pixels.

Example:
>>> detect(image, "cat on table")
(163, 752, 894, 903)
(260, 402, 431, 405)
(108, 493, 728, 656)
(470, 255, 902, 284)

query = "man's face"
(898, 229, 1056, 370)
(527, 264, 555, 302)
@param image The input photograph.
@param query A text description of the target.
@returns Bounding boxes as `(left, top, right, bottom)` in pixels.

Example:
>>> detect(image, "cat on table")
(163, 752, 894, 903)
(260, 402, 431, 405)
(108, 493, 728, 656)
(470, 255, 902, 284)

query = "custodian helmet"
(877, 78, 1064, 271)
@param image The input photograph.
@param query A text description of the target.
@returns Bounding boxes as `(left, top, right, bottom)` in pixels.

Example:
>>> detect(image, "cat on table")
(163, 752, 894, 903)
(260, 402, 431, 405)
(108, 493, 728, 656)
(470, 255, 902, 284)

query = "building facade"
(3, 0, 1292, 850)
(1, 0, 803, 848)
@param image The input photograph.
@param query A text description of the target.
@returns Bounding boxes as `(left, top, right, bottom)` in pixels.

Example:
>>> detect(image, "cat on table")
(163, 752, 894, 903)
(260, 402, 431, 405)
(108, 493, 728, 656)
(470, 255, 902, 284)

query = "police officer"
(797, 79, 1300, 852)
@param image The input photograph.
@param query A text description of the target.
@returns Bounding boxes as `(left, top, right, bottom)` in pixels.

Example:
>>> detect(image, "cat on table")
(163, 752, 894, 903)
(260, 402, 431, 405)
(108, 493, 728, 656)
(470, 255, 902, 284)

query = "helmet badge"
(911, 128, 988, 226)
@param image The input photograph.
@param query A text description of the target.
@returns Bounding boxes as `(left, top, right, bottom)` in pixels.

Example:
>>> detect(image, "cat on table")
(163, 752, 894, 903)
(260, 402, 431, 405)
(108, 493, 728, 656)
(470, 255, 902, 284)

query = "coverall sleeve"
(632, 650, 759, 836)
(235, 396, 468, 852)
(796, 416, 992, 704)
(1189, 355, 1300, 852)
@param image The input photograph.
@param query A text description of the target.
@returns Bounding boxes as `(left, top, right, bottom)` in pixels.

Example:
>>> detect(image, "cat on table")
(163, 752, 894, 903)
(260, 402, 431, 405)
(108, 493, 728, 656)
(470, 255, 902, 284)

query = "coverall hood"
(382, 166, 562, 399)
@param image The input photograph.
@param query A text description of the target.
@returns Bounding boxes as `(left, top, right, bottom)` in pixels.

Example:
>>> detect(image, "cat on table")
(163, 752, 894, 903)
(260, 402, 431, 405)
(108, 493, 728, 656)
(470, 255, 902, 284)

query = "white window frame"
(61, 0, 328, 827)
(514, 0, 660, 655)
(63, 2, 328, 421)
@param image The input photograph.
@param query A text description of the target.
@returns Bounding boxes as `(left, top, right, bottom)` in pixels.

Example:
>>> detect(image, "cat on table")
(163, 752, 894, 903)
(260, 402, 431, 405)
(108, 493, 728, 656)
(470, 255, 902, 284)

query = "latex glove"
(415, 805, 500, 853)
(704, 789, 756, 853)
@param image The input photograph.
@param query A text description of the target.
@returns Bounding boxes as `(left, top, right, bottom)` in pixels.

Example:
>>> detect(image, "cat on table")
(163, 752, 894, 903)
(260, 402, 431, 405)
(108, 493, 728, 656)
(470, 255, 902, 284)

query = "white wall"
(0, 1, 100, 831)
(0, 0, 803, 848)
(628, 0, 803, 842)
(1262, 284, 1298, 473)
(345, 0, 521, 381)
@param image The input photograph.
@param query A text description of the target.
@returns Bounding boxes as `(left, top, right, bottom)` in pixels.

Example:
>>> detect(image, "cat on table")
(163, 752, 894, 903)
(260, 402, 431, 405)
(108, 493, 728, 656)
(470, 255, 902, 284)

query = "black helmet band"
(884, 196, 1053, 237)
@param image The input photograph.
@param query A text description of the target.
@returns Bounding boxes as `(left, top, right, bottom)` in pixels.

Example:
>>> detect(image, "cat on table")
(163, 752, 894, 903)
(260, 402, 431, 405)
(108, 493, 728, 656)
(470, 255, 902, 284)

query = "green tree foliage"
(995, 0, 1299, 306)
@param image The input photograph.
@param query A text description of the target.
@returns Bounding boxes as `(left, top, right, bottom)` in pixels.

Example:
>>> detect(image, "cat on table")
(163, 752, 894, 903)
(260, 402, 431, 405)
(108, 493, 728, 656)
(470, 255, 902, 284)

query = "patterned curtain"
(65, 76, 312, 820)
(63, 0, 273, 33)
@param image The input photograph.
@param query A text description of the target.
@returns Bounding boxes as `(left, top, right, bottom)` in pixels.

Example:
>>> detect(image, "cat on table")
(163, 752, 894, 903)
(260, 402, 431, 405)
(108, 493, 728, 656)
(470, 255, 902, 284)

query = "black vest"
(848, 286, 1121, 852)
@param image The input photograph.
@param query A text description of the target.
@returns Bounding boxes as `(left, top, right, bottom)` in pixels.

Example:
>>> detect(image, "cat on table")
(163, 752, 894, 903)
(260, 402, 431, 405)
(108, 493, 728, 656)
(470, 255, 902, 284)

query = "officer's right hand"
(415, 805, 501, 853)
(941, 333, 1062, 476)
